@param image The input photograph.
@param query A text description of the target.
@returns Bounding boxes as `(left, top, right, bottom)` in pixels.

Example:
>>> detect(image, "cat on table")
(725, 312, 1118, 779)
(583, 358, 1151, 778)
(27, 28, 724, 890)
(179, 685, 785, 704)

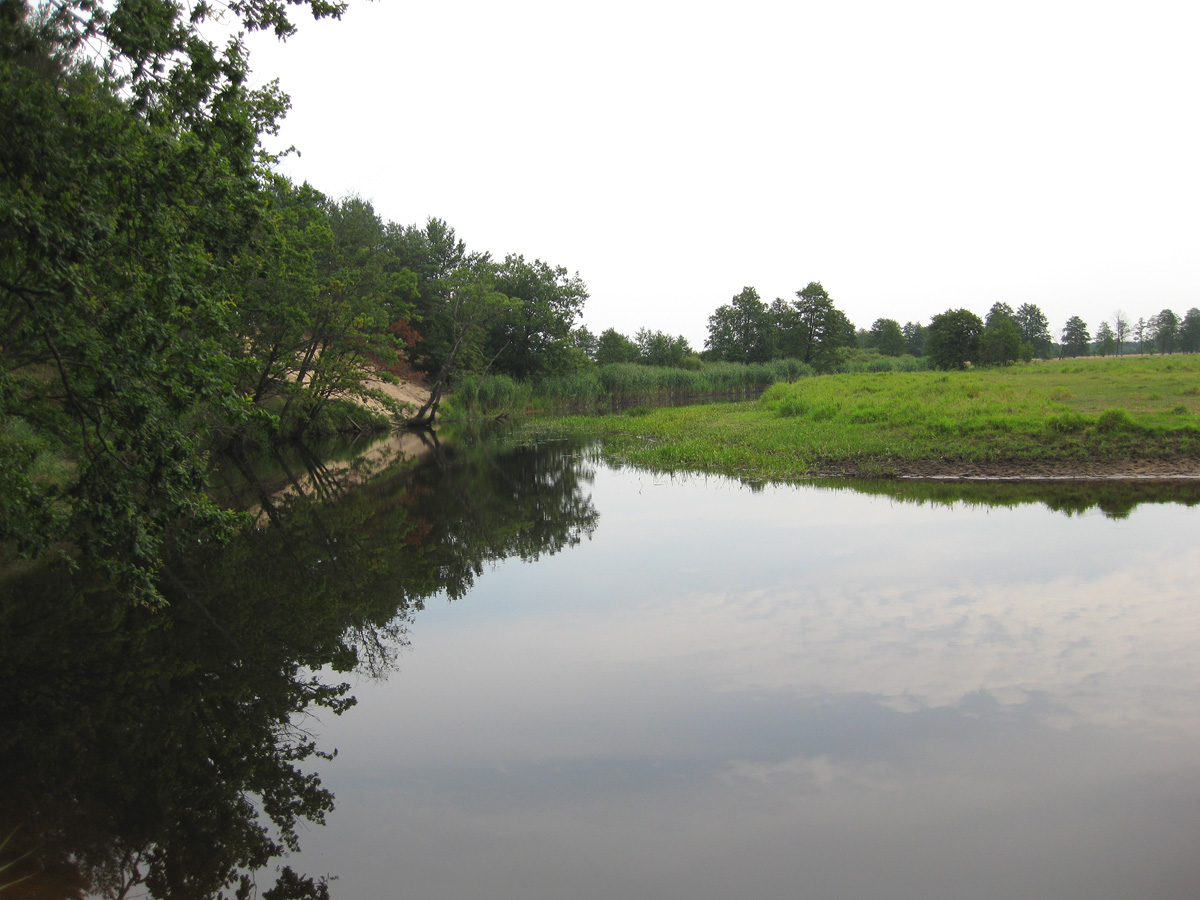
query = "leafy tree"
(385, 217, 473, 373)
(0, 0, 338, 605)
(595, 328, 639, 365)
(1134, 317, 1149, 353)
(635, 329, 696, 368)
(1150, 308, 1180, 354)
(1060, 316, 1091, 357)
(774, 282, 853, 372)
(1014, 303, 1053, 358)
(486, 255, 589, 379)
(705, 285, 772, 362)
(1112, 310, 1130, 355)
(705, 286, 772, 363)
(280, 194, 416, 434)
(902, 321, 927, 357)
(985, 302, 1016, 327)
(1094, 321, 1117, 356)
(980, 319, 1021, 366)
(926, 309, 983, 370)
(1177, 308, 1200, 354)
(235, 178, 334, 410)
(979, 303, 1021, 366)
(868, 318, 906, 357)
(572, 326, 599, 360)
(410, 261, 517, 425)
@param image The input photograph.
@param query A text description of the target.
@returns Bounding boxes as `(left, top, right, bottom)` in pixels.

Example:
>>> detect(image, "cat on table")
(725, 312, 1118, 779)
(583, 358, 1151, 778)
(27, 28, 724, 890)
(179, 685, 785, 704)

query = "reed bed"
(447, 360, 815, 415)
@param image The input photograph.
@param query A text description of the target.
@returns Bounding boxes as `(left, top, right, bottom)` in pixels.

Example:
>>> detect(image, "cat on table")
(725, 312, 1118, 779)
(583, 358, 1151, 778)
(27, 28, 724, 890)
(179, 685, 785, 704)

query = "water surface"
(3, 435, 1198, 899)
(292, 449, 1200, 900)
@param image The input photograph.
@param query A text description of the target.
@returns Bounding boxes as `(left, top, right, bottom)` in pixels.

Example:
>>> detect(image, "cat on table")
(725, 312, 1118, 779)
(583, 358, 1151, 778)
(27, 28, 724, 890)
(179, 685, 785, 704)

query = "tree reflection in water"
(823, 475, 1200, 519)
(0, 432, 598, 899)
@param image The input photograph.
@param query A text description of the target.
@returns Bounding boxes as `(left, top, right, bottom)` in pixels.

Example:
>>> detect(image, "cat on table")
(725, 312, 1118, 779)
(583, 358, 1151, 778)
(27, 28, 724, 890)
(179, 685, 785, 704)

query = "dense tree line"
(4, 0, 1196, 605)
(702, 283, 856, 372)
(0, 0, 595, 602)
(701, 287, 1061, 373)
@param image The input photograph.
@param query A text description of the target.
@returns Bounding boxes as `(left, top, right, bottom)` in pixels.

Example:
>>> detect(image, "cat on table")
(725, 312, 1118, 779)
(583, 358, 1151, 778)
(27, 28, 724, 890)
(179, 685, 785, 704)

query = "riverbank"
(532, 356, 1200, 482)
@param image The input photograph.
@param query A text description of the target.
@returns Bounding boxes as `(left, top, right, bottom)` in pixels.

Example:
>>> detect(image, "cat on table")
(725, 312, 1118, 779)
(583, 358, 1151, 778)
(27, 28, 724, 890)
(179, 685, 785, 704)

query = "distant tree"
(868, 318, 906, 357)
(705, 287, 773, 363)
(595, 328, 639, 364)
(1094, 321, 1117, 356)
(1150, 309, 1180, 355)
(1177, 308, 1200, 354)
(902, 321, 927, 357)
(1014, 303, 1053, 358)
(986, 302, 1016, 327)
(1061, 316, 1091, 357)
(635, 329, 695, 367)
(1112, 310, 1130, 355)
(980, 317, 1022, 366)
(927, 309, 983, 370)
(1134, 317, 1149, 353)
(773, 282, 854, 371)
(572, 326, 599, 360)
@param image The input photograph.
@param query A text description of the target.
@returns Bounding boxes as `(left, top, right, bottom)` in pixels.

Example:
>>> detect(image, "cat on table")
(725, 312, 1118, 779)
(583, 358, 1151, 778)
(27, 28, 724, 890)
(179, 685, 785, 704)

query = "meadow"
(529, 355, 1200, 480)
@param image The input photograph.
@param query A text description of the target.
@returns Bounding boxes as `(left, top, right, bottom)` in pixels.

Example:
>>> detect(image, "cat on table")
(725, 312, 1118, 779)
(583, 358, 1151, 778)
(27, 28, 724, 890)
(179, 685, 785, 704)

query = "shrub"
(1096, 408, 1137, 433)
(1045, 412, 1089, 434)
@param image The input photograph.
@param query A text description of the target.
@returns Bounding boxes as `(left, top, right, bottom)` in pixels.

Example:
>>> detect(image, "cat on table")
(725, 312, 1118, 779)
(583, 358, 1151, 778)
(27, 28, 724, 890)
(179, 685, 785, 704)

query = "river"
(2, 429, 1199, 899)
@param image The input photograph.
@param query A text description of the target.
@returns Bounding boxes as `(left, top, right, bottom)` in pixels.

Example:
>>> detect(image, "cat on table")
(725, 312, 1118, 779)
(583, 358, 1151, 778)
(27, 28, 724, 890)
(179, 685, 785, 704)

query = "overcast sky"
(240, 0, 1199, 350)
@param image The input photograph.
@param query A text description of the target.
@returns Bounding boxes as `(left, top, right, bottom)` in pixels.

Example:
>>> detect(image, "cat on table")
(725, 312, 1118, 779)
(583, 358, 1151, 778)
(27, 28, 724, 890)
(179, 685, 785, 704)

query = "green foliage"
(232, 182, 419, 437)
(486, 254, 589, 379)
(0, 0, 279, 603)
(595, 327, 640, 364)
(777, 282, 855, 372)
(1061, 316, 1091, 357)
(444, 360, 804, 416)
(979, 304, 1022, 366)
(831, 349, 927, 373)
(1151, 308, 1180, 354)
(635, 328, 695, 367)
(0, 0, 605, 598)
(927, 309, 984, 370)
(702, 282, 853, 372)
(1015, 303, 1054, 358)
(867, 318, 906, 357)
(902, 321, 927, 356)
(447, 373, 532, 414)
(1178, 308, 1200, 353)
(706, 286, 773, 362)
(1096, 408, 1137, 433)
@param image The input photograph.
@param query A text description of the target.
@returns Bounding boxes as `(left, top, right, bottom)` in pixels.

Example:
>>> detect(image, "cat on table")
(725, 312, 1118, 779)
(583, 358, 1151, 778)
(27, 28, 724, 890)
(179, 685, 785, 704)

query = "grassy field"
(530, 355, 1200, 480)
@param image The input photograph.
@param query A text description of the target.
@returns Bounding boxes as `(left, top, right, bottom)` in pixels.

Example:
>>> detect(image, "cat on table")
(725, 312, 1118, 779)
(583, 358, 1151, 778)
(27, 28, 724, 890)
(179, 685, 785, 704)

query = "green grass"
(529, 356, 1200, 480)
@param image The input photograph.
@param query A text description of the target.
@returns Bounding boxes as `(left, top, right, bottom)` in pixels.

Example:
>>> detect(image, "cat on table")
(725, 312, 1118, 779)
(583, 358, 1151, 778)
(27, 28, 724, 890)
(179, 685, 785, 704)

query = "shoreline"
(803, 457, 1200, 481)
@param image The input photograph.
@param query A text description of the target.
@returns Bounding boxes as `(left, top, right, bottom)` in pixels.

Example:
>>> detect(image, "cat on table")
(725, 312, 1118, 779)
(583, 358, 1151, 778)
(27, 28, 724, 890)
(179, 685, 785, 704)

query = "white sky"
(240, 0, 1200, 350)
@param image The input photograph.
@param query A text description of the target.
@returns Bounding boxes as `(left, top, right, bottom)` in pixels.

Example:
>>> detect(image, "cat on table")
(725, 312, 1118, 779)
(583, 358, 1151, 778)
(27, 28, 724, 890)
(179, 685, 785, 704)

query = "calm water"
(3, 434, 1199, 899)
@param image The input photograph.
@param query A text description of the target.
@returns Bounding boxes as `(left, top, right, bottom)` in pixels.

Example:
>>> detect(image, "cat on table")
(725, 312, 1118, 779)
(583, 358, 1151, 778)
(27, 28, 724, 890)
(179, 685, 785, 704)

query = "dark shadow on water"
(0, 431, 598, 899)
